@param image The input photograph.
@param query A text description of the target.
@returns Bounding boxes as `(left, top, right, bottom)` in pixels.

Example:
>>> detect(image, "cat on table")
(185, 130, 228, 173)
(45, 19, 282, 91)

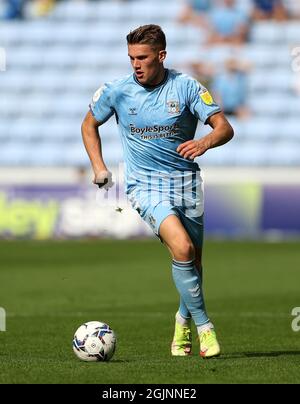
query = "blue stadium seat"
(241, 119, 281, 140)
(286, 22, 300, 43)
(29, 144, 68, 165)
(0, 120, 11, 140)
(49, 0, 97, 22)
(43, 46, 79, 68)
(247, 95, 285, 116)
(8, 47, 45, 69)
(0, 21, 23, 46)
(91, 1, 126, 22)
(287, 101, 300, 117)
(17, 96, 55, 118)
(242, 45, 290, 68)
(126, 1, 182, 22)
(0, 96, 20, 118)
(251, 22, 286, 44)
(38, 119, 82, 142)
(232, 141, 272, 166)
(200, 140, 240, 166)
(61, 95, 88, 116)
(9, 118, 42, 141)
(267, 142, 300, 165)
(280, 120, 300, 139)
(63, 146, 90, 166)
(18, 21, 58, 45)
(0, 71, 30, 93)
(0, 143, 30, 165)
(248, 69, 292, 93)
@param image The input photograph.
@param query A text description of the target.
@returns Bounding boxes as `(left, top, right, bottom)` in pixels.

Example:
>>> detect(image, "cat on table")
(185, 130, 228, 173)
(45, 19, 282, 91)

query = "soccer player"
(81, 24, 234, 359)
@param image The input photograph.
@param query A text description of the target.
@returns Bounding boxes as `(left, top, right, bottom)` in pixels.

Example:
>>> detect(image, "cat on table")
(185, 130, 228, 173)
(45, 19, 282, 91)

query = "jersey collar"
(133, 69, 169, 89)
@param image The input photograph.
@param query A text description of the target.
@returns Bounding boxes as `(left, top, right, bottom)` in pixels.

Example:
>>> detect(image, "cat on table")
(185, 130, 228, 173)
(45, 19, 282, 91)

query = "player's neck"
(150, 67, 167, 86)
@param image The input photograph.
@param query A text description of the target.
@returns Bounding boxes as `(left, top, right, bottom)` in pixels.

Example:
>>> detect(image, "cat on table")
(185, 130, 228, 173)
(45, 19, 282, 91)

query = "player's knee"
(173, 239, 195, 262)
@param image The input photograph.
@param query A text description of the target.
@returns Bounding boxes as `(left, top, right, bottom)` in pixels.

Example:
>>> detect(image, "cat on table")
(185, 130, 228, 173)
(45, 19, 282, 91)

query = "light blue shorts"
(128, 190, 204, 247)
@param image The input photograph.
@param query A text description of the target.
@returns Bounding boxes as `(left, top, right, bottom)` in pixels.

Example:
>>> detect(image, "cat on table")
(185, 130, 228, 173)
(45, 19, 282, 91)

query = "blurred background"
(0, 0, 300, 240)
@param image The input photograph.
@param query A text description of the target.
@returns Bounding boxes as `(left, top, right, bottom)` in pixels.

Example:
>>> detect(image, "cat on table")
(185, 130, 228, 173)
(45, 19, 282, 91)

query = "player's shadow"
(244, 351, 300, 358)
(221, 351, 300, 360)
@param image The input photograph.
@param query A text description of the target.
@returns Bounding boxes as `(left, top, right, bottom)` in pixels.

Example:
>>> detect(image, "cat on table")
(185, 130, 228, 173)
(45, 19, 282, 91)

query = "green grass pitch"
(0, 239, 299, 384)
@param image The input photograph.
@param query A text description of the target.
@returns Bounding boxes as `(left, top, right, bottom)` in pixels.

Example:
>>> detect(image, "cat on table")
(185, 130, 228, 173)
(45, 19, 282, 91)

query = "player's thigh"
(159, 214, 195, 260)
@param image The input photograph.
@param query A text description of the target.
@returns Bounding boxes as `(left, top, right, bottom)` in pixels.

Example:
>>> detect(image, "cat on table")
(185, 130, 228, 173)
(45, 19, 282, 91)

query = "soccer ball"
(72, 321, 116, 362)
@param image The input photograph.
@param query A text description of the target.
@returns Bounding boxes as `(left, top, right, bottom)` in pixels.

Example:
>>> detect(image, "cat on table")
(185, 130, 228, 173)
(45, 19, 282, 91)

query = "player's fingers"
(94, 170, 113, 189)
(177, 140, 193, 153)
(181, 144, 196, 158)
(183, 146, 197, 159)
(183, 151, 195, 159)
(178, 143, 195, 157)
(96, 178, 108, 188)
(181, 149, 193, 158)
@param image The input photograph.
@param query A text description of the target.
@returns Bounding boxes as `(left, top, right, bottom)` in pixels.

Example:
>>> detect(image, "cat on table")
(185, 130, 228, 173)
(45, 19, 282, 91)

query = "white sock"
(176, 311, 190, 326)
(197, 322, 214, 335)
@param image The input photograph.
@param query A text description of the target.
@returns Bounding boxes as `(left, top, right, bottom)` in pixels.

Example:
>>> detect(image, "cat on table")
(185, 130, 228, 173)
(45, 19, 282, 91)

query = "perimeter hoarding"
(0, 184, 299, 239)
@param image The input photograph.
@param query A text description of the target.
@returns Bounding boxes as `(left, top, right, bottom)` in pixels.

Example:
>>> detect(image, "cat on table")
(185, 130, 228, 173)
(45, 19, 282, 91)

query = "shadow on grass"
(220, 351, 300, 360)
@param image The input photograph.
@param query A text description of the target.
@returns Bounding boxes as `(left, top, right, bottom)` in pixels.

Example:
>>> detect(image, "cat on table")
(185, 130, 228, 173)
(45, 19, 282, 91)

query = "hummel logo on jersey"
(129, 108, 137, 115)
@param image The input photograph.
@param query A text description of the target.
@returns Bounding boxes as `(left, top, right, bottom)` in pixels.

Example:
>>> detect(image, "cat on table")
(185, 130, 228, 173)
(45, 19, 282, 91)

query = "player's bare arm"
(81, 110, 113, 189)
(177, 112, 234, 160)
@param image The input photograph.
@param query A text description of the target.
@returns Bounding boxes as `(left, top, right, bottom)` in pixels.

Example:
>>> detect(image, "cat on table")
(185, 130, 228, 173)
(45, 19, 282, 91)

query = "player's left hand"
(177, 139, 211, 160)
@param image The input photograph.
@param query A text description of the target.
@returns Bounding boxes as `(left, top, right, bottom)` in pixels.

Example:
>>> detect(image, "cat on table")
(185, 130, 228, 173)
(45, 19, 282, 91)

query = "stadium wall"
(0, 167, 299, 240)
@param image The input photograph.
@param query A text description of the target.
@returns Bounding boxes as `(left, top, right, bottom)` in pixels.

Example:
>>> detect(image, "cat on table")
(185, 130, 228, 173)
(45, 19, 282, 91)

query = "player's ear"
(159, 50, 167, 63)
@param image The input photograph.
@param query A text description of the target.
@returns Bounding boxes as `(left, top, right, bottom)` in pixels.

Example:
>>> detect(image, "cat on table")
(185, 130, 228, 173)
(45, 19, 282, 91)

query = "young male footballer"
(81, 24, 234, 358)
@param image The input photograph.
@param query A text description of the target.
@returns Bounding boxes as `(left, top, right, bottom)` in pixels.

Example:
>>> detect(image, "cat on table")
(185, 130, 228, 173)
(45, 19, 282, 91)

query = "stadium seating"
(0, 0, 299, 167)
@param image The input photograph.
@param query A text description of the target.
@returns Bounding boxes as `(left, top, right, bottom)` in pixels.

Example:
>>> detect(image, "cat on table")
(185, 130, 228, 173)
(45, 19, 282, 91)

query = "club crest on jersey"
(128, 107, 137, 115)
(167, 101, 180, 114)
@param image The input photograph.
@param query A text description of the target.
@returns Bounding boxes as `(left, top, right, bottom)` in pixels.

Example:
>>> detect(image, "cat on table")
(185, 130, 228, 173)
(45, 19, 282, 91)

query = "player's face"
(128, 44, 166, 86)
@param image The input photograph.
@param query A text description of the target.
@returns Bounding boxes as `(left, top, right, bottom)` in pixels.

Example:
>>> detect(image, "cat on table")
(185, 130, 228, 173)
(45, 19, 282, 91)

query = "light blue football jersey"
(90, 69, 220, 194)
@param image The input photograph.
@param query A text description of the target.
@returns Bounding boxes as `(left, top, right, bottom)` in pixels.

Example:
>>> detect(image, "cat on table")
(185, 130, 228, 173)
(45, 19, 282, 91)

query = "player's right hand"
(93, 170, 114, 191)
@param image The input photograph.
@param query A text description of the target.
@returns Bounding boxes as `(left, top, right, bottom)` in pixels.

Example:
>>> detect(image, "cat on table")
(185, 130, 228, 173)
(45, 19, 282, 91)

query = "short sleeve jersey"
(90, 69, 220, 192)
